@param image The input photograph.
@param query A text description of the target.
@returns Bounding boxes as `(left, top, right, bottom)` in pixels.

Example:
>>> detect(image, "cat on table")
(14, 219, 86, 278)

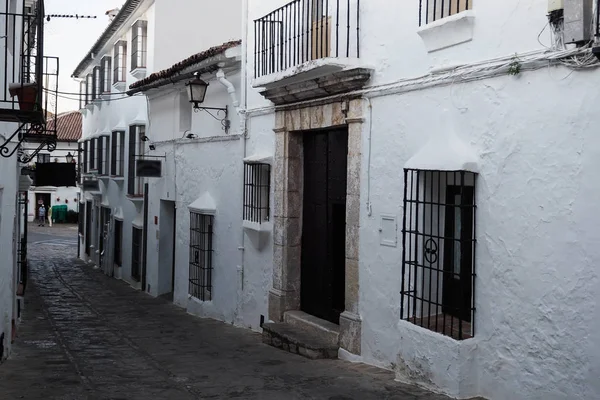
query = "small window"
(114, 220, 123, 266)
(400, 169, 476, 340)
(131, 20, 148, 70)
(93, 66, 101, 99)
(113, 40, 127, 84)
(83, 140, 89, 174)
(111, 131, 125, 176)
(131, 226, 142, 281)
(97, 136, 105, 175)
(127, 125, 145, 196)
(419, 0, 473, 26)
(100, 56, 112, 94)
(86, 74, 94, 102)
(79, 81, 87, 109)
(189, 213, 213, 301)
(89, 138, 97, 170)
(243, 162, 271, 223)
(37, 153, 50, 164)
(98, 135, 110, 176)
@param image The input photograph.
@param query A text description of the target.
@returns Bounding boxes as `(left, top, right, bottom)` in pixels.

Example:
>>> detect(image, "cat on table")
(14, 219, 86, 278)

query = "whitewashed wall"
(245, 0, 600, 399)
(144, 67, 274, 330)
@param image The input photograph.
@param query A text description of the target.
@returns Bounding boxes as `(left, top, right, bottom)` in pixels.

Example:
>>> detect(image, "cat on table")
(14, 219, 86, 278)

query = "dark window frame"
(131, 20, 148, 70)
(243, 162, 271, 223)
(83, 140, 88, 173)
(79, 80, 87, 109)
(93, 66, 101, 99)
(36, 153, 50, 164)
(86, 73, 94, 103)
(400, 169, 477, 341)
(100, 56, 112, 94)
(89, 137, 97, 170)
(110, 130, 125, 176)
(189, 213, 214, 301)
(113, 40, 128, 84)
(127, 125, 145, 196)
(97, 136, 104, 175)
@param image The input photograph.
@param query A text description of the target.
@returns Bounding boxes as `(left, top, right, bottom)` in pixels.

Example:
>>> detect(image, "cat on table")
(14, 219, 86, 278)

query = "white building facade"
(244, 0, 600, 399)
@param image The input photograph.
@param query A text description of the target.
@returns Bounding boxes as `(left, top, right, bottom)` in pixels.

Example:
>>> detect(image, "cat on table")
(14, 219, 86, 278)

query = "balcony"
(253, 0, 371, 105)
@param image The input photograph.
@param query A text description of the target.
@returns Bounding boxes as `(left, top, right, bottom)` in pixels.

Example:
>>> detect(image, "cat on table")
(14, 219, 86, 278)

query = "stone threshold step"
(262, 322, 339, 360)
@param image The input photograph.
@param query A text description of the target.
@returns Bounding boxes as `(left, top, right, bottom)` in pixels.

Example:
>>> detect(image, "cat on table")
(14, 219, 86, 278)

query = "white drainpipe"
(216, 69, 240, 113)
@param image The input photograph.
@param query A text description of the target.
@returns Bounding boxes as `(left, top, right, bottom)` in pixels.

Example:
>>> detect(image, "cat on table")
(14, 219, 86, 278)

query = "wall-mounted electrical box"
(564, 0, 593, 44)
(548, 0, 564, 12)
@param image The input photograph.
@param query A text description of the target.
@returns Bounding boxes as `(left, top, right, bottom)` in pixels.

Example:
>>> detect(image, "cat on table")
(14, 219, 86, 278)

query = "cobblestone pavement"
(0, 229, 450, 400)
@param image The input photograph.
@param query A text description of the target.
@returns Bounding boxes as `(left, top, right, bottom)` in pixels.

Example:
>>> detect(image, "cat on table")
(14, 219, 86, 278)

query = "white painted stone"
(417, 11, 476, 53)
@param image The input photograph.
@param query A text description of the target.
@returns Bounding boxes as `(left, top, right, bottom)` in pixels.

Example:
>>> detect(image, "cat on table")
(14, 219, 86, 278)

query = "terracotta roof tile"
(47, 111, 82, 142)
(129, 40, 241, 91)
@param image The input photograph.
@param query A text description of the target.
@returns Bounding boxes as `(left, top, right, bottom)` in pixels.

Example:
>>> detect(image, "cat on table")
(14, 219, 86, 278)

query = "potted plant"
(9, 82, 38, 112)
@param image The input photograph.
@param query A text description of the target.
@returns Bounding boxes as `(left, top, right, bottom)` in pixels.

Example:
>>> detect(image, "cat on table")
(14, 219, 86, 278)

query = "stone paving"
(0, 228, 450, 400)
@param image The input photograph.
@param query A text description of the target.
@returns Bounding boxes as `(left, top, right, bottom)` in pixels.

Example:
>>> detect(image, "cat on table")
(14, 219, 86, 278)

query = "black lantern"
(65, 152, 74, 163)
(186, 77, 209, 108)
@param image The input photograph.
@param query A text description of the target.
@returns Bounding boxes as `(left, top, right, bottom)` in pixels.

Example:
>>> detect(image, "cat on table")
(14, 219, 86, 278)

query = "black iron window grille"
(127, 125, 145, 196)
(254, 0, 361, 78)
(100, 56, 112, 94)
(36, 153, 50, 163)
(131, 20, 148, 70)
(89, 137, 97, 170)
(114, 219, 123, 266)
(419, 0, 472, 26)
(243, 162, 271, 223)
(93, 66, 101, 99)
(79, 80, 87, 109)
(113, 40, 127, 84)
(97, 136, 105, 175)
(189, 213, 213, 301)
(86, 73, 95, 102)
(400, 169, 477, 340)
(131, 226, 142, 281)
(83, 140, 88, 174)
(111, 130, 125, 176)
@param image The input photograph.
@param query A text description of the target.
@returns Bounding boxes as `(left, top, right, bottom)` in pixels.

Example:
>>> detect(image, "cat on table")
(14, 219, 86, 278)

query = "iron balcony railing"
(254, 0, 360, 78)
(419, 0, 472, 26)
(0, 0, 45, 122)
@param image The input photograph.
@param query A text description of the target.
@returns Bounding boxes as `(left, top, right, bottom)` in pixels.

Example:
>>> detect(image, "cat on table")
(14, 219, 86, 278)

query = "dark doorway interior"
(442, 185, 474, 322)
(34, 193, 51, 223)
(85, 201, 92, 256)
(301, 128, 348, 324)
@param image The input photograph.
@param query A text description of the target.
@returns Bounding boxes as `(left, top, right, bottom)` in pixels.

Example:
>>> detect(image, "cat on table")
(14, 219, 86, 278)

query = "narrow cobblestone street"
(0, 225, 449, 400)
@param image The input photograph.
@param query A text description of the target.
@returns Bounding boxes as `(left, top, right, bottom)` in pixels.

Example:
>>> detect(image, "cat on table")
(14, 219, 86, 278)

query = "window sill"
(112, 81, 126, 92)
(127, 195, 144, 204)
(130, 67, 147, 80)
(111, 175, 125, 183)
(243, 219, 272, 232)
(99, 174, 110, 180)
(417, 10, 475, 53)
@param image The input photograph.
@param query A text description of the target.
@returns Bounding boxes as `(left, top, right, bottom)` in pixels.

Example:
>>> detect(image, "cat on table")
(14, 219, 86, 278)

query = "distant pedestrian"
(38, 204, 46, 226)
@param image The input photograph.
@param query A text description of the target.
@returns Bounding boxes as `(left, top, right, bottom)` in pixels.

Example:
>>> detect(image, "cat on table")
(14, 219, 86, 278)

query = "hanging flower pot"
(65, 199, 69, 204)
(9, 82, 38, 112)
(56, 197, 60, 202)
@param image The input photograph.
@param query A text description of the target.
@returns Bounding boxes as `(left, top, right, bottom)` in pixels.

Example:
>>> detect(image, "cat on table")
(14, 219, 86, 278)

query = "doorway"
(158, 200, 176, 298)
(301, 128, 348, 324)
(99, 207, 112, 276)
(85, 201, 92, 256)
(34, 193, 51, 223)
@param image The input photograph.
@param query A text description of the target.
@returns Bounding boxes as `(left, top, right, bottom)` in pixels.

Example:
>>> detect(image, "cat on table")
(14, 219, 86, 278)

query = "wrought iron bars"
(418, 0, 471, 26)
(400, 169, 476, 340)
(254, 0, 360, 78)
(189, 213, 213, 301)
(243, 162, 271, 223)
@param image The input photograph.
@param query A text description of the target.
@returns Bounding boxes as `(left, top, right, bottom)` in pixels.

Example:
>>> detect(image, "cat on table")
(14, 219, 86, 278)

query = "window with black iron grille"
(79, 80, 87, 109)
(86, 73, 94, 102)
(131, 20, 148, 70)
(37, 153, 50, 164)
(102, 135, 110, 175)
(114, 219, 123, 266)
(83, 140, 88, 173)
(254, 0, 361, 78)
(93, 66, 101, 99)
(97, 136, 105, 175)
(100, 56, 112, 94)
(189, 213, 213, 301)
(127, 125, 145, 196)
(400, 169, 476, 340)
(131, 226, 142, 281)
(243, 162, 271, 223)
(419, 0, 472, 26)
(89, 137, 97, 170)
(111, 131, 125, 176)
(113, 40, 127, 84)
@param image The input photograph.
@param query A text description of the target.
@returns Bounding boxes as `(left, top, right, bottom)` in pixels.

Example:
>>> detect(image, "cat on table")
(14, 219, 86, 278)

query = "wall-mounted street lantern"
(186, 76, 230, 133)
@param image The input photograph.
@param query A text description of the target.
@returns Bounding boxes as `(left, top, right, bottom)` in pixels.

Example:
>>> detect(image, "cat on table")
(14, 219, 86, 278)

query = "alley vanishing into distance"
(0, 224, 449, 400)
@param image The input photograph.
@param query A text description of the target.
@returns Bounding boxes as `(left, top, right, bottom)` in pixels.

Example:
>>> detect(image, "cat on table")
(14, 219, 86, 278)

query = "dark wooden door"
(301, 128, 348, 324)
(442, 186, 474, 322)
(85, 201, 92, 255)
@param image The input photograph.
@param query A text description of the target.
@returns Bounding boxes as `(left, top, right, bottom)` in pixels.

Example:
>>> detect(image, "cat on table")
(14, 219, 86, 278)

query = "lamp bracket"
(193, 105, 230, 133)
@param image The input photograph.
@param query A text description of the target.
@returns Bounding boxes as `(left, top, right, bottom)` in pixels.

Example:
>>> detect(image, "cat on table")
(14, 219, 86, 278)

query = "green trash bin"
(53, 204, 68, 223)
